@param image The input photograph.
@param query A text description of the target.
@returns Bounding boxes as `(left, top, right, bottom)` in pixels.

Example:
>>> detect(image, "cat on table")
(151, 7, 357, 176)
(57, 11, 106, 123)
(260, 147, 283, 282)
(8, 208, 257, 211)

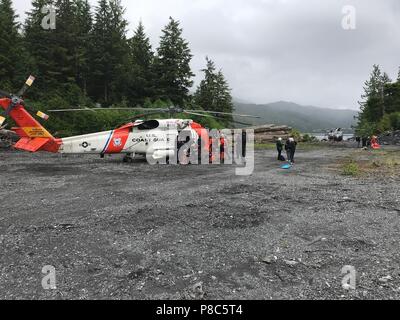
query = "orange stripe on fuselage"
(104, 127, 130, 154)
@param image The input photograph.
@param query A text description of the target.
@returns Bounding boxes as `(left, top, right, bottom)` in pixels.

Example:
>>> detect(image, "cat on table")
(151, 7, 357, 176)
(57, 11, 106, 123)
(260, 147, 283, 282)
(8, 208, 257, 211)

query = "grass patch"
(298, 142, 331, 151)
(373, 153, 400, 168)
(339, 148, 400, 177)
(342, 161, 360, 176)
(255, 143, 275, 150)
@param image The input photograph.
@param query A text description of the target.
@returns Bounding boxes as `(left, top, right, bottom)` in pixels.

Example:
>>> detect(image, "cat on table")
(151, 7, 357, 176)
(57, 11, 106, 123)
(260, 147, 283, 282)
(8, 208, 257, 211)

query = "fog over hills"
(234, 101, 358, 132)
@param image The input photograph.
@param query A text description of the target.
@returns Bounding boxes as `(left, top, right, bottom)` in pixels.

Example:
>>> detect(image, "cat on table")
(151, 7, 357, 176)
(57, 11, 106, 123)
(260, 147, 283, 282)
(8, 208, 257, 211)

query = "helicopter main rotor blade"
(47, 105, 254, 126)
(0, 115, 6, 128)
(183, 111, 252, 126)
(208, 113, 252, 126)
(185, 110, 260, 119)
(131, 110, 166, 120)
(48, 107, 167, 113)
(0, 90, 12, 99)
(224, 118, 252, 126)
(183, 111, 215, 118)
(17, 75, 35, 97)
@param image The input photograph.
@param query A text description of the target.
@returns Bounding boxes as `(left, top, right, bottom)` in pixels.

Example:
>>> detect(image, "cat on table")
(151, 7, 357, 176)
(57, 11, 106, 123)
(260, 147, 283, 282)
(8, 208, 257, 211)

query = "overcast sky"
(13, 0, 400, 110)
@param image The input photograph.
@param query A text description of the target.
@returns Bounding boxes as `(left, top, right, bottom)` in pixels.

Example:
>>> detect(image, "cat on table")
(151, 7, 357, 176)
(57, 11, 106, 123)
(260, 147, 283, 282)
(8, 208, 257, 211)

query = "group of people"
(355, 135, 381, 150)
(276, 137, 298, 164)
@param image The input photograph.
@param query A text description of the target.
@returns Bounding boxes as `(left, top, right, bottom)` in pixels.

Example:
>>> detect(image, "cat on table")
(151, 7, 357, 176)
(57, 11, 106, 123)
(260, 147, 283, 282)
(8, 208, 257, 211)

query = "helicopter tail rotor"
(2, 75, 36, 116)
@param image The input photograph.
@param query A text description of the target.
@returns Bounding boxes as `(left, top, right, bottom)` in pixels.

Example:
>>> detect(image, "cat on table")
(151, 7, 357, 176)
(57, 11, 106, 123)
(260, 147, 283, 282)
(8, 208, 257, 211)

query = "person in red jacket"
(371, 136, 381, 149)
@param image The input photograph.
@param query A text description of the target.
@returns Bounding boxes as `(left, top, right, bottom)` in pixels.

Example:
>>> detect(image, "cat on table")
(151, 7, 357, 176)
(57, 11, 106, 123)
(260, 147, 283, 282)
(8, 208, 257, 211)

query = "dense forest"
(357, 65, 400, 137)
(0, 0, 234, 136)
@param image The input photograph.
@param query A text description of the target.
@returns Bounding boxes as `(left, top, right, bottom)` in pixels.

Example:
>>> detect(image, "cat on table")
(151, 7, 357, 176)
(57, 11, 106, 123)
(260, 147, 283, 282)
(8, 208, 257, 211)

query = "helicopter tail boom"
(0, 98, 61, 153)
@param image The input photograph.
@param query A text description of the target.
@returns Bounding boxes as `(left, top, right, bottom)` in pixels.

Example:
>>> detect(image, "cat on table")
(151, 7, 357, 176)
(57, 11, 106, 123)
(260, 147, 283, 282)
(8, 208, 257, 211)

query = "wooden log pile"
(244, 124, 292, 143)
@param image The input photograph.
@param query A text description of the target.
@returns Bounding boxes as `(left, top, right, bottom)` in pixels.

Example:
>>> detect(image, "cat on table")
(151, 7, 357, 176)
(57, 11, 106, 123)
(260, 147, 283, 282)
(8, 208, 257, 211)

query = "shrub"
(302, 134, 318, 143)
(289, 129, 302, 140)
(343, 161, 360, 176)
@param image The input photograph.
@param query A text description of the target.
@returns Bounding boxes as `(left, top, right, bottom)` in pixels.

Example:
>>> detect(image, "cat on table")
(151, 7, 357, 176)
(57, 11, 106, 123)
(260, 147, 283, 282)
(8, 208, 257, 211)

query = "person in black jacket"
(356, 136, 361, 148)
(362, 137, 368, 148)
(276, 138, 284, 161)
(285, 137, 298, 164)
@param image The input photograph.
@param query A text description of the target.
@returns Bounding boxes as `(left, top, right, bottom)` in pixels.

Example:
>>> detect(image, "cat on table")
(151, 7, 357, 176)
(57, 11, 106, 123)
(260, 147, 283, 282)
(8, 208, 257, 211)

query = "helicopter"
(0, 76, 259, 164)
(326, 128, 344, 142)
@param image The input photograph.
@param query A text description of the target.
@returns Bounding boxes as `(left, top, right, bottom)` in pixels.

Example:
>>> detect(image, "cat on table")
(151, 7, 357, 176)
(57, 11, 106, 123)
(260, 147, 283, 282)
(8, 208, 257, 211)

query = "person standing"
(362, 137, 368, 149)
(370, 135, 381, 149)
(276, 138, 284, 161)
(285, 137, 298, 164)
(356, 136, 361, 148)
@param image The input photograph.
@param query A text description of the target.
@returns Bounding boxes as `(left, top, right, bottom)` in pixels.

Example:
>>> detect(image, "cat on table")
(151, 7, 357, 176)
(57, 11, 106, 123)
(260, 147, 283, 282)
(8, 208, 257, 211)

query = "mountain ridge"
(233, 101, 358, 132)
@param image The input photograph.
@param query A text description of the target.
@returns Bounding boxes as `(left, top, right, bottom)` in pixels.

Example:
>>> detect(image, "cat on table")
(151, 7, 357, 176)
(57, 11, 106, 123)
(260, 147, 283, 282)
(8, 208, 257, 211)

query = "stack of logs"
(244, 124, 292, 144)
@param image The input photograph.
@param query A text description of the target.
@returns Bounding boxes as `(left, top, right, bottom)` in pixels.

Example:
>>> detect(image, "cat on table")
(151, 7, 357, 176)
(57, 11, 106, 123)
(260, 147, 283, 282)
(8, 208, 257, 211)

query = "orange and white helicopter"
(0, 76, 258, 164)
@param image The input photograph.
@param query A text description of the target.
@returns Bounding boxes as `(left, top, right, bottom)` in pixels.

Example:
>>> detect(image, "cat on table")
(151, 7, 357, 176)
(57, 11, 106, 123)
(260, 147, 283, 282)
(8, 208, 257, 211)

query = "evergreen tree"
(381, 72, 392, 116)
(126, 21, 155, 105)
(357, 65, 400, 135)
(0, 0, 21, 90)
(108, 0, 129, 103)
(89, 0, 128, 104)
(51, 0, 93, 103)
(53, 0, 78, 85)
(1, 3, 237, 132)
(89, 0, 112, 103)
(214, 70, 234, 112)
(194, 57, 217, 111)
(73, 0, 92, 96)
(130, 22, 153, 69)
(213, 70, 234, 124)
(358, 65, 384, 124)
(25, 0, 91, 101)
(24, 0, 57, 93)
(154, 17, 194, 105)
(194, 57, 234, 126)
(383, 81, 400, 115)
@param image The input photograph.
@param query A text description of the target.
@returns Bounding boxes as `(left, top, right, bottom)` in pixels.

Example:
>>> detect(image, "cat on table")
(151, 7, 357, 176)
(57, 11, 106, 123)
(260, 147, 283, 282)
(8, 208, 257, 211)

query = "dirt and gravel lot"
(0, 146, 399, 300)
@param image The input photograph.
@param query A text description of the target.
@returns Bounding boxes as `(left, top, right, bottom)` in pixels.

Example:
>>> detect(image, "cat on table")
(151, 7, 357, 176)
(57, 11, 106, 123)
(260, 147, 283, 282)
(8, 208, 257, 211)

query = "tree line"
(0, 0, 234, 135)
(357, 65, 400, 137)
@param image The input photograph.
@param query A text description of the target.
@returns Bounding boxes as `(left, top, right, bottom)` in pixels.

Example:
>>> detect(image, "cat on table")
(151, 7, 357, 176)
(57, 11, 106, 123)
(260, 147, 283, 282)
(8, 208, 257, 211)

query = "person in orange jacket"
(371, 136, 381, 149)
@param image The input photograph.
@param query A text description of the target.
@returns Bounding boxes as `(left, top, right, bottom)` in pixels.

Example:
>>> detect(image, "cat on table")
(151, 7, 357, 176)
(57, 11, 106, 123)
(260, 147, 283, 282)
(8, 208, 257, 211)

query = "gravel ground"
(0, 146, 399, 300)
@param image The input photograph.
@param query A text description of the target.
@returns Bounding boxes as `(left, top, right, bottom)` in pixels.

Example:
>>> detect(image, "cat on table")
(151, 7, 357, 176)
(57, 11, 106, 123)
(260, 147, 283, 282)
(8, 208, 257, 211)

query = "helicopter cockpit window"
(137, 120, 160, 130)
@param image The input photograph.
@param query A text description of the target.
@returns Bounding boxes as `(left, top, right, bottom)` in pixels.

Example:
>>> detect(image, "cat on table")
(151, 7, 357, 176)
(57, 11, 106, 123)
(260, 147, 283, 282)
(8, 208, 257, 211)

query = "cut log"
(243, 124, 292, 143)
